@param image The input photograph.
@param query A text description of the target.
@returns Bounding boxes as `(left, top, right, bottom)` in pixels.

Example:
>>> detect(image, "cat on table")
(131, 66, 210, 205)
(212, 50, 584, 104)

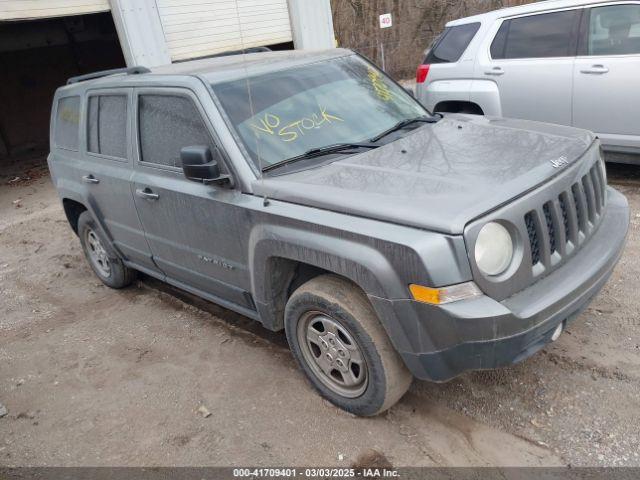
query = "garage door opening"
(0, 12, 125, 173)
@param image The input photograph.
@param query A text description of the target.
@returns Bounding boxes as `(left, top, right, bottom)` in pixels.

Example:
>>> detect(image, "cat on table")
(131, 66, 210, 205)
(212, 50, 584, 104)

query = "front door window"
(588, 4, 640, 56)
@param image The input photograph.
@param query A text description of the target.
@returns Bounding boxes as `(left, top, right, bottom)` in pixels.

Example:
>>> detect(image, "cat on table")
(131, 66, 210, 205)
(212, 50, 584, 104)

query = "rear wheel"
(78, 211, 136, 289)
(285, 275, 412, 416)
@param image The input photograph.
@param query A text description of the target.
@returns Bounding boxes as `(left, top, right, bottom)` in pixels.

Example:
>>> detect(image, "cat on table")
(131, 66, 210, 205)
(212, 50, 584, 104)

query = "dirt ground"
(1, 154, 639, 467)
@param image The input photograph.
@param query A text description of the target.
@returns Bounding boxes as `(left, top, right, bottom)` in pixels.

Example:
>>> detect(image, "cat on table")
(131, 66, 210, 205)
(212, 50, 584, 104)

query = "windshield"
(211, 55, 430, 170)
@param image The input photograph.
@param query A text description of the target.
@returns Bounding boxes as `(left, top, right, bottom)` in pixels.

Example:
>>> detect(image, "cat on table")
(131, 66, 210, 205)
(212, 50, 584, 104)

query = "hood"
(252, 115, 595, 234)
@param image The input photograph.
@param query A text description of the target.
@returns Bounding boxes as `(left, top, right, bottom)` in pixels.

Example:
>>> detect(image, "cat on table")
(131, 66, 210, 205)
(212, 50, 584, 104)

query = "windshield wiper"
(262, 143, 379, 173)
(369, 116, 439, 143)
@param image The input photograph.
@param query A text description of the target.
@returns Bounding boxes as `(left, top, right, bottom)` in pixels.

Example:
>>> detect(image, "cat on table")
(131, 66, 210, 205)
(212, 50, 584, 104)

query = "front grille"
(543, 202, 556, 254)
(572, 183, 585, 232)
(558, 193, 570, 241)
(525, 212, 540, 265)
(524, 160, 606, 273)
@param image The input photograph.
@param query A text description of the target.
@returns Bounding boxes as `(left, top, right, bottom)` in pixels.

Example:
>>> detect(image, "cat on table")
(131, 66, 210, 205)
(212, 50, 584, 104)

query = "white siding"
(157, 0, 293, 61)
(110, 0, 172, 68)
(0, 0, 110, 21)
(287, 0, 335, 49)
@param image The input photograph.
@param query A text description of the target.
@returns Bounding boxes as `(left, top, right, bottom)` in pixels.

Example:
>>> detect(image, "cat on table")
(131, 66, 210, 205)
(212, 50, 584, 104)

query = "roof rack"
(212, 46, 272, 58)
(66, 66, 151, 85)
(174, 46, 272, 63)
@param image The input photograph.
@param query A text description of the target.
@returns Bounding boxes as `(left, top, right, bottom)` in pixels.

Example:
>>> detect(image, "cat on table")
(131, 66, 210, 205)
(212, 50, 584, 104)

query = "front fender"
(249, 224, 417, 352)
(250, 224, 404, 303)
(247, 221, 470, 357)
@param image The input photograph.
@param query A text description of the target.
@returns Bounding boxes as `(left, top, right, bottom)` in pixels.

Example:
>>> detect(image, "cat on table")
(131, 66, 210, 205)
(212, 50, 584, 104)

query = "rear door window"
(491, 10, 579, 59)
(54, 96, 81, 151)
(87, 94, 128, 158)
(587, 4, 640, 55)
(425, 22, 480, 63)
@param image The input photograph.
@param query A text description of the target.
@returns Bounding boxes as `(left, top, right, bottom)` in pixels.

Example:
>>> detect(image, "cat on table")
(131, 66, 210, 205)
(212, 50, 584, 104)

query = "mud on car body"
(48, 49, 629, 416)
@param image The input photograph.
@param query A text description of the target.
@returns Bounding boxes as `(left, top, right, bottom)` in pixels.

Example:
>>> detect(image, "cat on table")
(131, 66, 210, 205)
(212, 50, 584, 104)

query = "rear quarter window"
(54, 96, 81, 151)
(425, 22, 481, 64)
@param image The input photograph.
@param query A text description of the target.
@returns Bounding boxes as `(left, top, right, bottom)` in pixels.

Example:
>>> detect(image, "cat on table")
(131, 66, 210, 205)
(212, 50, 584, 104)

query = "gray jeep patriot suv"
(49, 49, 629, 416)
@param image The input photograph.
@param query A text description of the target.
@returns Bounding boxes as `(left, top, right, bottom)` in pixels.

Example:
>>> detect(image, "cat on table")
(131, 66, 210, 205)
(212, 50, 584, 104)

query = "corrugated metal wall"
(0, 0, 110, 21)
(156, 0, 293, 61)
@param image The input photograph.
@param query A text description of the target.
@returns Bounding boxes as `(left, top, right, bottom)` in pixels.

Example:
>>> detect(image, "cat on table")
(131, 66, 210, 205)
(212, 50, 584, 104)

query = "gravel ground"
(0, 155, 638, 467)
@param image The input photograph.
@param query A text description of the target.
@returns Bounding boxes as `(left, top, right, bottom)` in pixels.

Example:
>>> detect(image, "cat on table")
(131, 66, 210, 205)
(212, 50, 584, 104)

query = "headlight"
(475, 222, 513, 276)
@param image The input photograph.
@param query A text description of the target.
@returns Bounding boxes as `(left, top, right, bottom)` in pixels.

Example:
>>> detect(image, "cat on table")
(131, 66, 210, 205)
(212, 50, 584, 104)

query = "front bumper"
(370, 187, 629, 382)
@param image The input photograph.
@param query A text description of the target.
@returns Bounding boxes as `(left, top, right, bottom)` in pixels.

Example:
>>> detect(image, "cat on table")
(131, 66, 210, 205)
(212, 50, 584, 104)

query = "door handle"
(135, 188, 159, 200)
(485, 67, 504, 76)
(580, 65, 609, 74)
(82, 174, 99, 184)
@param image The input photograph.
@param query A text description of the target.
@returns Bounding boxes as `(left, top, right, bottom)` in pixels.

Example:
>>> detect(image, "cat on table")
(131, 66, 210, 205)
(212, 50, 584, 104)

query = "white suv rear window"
(425, 23, 480, 64)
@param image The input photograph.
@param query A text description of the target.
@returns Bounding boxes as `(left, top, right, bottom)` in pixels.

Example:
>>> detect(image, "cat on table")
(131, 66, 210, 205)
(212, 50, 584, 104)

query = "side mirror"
(404, 86, 415, 98)
(180, 146, 230, 185)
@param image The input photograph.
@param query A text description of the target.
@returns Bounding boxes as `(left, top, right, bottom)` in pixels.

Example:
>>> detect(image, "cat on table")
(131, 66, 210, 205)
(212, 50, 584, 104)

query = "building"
(0, 0, 335, 163)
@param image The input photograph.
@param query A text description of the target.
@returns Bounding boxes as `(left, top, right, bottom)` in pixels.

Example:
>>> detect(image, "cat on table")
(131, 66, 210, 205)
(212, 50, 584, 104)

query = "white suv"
(416, 0, 640, 159)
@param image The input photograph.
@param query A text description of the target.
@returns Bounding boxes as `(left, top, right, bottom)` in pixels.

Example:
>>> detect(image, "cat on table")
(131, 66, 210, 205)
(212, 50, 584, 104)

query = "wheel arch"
(62, 198, 88, 235)
(434, 100, 484, 115)
(424, 78, 500, 116)
(254, 257, 331, 332)
(61, 194, 122, 261)
(249, 226, 404, 333)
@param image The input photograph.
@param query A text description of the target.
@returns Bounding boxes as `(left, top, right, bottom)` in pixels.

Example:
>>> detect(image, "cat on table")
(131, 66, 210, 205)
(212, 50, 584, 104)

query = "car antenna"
(233, 0, 269, 207)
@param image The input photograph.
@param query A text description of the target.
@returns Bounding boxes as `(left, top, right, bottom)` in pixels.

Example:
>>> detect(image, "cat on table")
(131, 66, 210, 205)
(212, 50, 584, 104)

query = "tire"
(285, 274, 412, 416)
(77, 211, 136, 289)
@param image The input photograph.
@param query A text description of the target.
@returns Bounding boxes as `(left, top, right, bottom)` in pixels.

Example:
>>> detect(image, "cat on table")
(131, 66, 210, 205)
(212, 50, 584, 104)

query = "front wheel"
(285, 275, 412, 416)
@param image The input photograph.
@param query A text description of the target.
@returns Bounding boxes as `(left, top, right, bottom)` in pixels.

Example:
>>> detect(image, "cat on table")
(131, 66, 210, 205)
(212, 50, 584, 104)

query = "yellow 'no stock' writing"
(367, 68, 392, 102)
(250, 105, 344, 142)
(61, 108, 80, 125)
